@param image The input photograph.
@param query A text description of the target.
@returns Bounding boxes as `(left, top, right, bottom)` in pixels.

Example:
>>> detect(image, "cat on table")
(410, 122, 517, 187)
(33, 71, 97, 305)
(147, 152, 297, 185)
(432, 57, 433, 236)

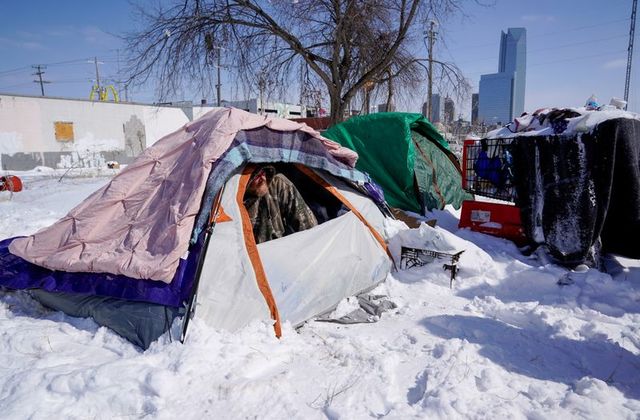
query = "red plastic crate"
(458, 200, 527, 245)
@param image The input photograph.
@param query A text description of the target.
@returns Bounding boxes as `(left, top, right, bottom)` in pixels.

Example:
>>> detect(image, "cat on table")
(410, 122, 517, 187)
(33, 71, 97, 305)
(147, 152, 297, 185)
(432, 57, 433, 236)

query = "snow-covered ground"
(1, 171, 640, 419)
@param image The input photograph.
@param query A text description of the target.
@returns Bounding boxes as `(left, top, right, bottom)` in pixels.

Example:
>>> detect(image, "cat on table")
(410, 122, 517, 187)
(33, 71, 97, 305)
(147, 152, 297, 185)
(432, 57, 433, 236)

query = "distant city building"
(444, 97, 455, 124)
(221, 98, 304, 118)
(471, 93, 479, 124)
(377, 102, 395, 113)
(478, 27, 526, 125)
(429, 93, 444, 123)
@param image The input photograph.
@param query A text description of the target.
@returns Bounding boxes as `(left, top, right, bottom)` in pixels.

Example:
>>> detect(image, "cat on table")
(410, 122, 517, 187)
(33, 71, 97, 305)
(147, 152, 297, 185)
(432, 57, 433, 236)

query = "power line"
(447, 33, 629, 66)
(445, 17, 631, 54)
(0, 65, 32, 76)
(463, 50, 628, 77)
(451, 37, 619, 72)
(45, 58, 92, 66)
(531, 17, 631, 38)
(527, 34, 628, 54)
(47, 57, 120, 66)
(0, 81, 36, 90)
(48, 79, 92, 84)
(529, 50, 628, 67)
(0, 77, 93, 90)
(0, 55, 120, 75)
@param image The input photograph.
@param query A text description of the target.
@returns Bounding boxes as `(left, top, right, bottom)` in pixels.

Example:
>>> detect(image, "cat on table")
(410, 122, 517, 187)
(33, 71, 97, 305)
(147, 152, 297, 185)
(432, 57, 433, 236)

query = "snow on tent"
(323, 112, 470, 215)
(0, 108, 393, 349)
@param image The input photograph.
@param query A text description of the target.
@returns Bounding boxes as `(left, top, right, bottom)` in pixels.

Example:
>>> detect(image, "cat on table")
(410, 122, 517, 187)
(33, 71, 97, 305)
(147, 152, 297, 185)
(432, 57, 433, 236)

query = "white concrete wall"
(142, 106, 189, 147)
(0, 95, 215, 170)
(192, 106, 222, 120)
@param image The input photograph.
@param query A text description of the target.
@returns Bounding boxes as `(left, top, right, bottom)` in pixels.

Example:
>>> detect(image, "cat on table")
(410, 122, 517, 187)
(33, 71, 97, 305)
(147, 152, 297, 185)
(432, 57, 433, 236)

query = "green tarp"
(324, 112, 469, 214)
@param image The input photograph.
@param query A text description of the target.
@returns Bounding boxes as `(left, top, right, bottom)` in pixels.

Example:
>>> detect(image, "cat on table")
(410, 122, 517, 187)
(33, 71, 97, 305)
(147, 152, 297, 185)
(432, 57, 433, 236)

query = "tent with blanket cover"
(0, 108, 393, 349)
(323, 112, 470, 214)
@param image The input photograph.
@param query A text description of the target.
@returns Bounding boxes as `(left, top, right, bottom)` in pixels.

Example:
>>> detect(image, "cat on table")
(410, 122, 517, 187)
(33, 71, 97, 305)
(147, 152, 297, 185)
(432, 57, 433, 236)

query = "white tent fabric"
(261, 210, 390, 327)
(195, 170, 391, 332)
(195, 174, 271, 332)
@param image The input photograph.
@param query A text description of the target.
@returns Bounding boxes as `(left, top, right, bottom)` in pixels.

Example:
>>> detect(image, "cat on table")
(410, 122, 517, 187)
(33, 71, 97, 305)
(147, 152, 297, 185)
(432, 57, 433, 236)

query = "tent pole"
(180, 186, 226, 343)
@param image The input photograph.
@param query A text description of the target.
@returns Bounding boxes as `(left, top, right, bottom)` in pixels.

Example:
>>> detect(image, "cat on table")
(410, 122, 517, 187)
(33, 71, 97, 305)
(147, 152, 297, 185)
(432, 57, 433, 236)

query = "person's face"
(247, 169, 269, 197)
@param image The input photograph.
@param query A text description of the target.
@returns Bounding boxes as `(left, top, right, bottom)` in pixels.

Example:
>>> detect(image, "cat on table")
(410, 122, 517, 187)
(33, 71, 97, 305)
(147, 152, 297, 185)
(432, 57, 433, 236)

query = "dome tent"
(0, 108, 392, 349)
(324, 112, 470, 214)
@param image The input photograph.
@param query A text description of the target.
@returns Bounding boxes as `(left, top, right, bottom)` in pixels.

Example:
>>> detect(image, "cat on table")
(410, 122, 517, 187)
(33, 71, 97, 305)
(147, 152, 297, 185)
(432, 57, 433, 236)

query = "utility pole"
(426, 20, 438, 120)
(32, 65, 50, 96)
(364, 82, 371, 115)
(299, 64, 305, 112)
(207, 46, 224, 106)
(624, 0, 637, 108)
(258, 73, 266, 116)
(93, 56, 101, 91)
(216, 49, 222, 106)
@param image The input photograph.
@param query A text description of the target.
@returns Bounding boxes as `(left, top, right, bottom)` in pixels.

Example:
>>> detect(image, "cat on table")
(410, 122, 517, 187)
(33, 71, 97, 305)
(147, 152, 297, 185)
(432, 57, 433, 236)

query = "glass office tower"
(479, 28, 527, 125)
(430, 93, 444, 123)
(471, 93, 479, 124)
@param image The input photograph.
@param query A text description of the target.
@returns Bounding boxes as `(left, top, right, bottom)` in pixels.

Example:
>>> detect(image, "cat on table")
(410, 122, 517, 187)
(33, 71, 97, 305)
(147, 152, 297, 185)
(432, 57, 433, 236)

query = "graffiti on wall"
(123, 115, 146, 157)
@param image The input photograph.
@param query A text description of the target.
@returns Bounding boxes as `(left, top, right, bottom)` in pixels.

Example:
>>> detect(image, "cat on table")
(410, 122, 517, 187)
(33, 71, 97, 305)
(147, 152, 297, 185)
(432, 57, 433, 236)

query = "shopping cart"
(459, 138, 527, 245)
(461, 138, 516, 202)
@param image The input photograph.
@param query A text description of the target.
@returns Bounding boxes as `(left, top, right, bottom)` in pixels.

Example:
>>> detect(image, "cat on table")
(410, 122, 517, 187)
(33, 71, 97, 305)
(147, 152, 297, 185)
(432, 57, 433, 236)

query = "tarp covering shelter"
(0, 107, 392, 348)
(507, 117, 640, 265)
(323, 112, 469, 214)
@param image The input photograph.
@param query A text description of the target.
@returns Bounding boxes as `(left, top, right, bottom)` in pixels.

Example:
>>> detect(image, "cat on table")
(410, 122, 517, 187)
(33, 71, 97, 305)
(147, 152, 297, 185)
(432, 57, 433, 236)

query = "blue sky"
(1, 0, 638, 118)
(441, 0, 638, 116)
(0, 1, 136, 98)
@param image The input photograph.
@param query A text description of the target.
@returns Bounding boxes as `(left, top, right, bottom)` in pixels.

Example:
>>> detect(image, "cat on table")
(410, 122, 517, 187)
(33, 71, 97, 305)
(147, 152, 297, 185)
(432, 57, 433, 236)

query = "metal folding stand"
(400, 247, 465, 288)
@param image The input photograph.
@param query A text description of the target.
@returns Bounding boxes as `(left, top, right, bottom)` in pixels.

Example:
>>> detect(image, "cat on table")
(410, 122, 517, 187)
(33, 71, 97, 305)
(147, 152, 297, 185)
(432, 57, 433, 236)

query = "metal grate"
(400, 247, 465, 288)
(462, 138, 517, 202)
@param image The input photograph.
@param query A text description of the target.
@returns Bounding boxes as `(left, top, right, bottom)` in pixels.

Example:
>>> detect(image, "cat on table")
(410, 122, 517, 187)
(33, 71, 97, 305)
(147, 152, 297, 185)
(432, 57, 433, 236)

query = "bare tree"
(124, 0, 468, 124)
(419, 56, 471, 109)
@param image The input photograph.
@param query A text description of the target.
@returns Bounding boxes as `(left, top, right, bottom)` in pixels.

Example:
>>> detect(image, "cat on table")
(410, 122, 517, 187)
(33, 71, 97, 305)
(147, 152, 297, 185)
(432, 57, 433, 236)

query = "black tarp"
(30, 290, 180, 350)
(509, 118, 640, 266)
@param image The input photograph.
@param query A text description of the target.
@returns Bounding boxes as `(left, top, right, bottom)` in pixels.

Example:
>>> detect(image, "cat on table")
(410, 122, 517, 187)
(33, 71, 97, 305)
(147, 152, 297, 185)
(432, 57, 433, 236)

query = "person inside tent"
(243, 165, 318, 244)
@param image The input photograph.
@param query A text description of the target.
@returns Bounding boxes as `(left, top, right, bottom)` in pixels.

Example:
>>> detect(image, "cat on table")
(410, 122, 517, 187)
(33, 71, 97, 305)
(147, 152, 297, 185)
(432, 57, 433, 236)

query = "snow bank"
(1, 175, 639, 419)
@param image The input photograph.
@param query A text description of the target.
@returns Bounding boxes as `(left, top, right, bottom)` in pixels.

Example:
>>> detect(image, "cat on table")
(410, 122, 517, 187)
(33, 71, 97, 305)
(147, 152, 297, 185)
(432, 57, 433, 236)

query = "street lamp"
(424, 19, 438, 120)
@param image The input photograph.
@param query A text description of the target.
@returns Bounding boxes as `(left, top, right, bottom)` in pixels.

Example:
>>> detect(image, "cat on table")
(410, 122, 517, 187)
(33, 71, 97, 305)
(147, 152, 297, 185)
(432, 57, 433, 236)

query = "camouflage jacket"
(243, 173, 318, 244)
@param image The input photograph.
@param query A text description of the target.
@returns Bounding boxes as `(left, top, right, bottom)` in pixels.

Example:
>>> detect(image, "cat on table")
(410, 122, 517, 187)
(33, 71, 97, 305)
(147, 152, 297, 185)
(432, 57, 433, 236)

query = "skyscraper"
(478, 28, 526, 125)
(471, 93, 479, 124)
(421, 101, 429, 118)
(444, 97, 455, 123)
(430, 93, 444, 123)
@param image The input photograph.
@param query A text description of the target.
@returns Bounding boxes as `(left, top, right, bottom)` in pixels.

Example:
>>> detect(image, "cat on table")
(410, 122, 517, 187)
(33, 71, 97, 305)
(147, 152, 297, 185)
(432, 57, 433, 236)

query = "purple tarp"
(0, 237, 201, 307)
